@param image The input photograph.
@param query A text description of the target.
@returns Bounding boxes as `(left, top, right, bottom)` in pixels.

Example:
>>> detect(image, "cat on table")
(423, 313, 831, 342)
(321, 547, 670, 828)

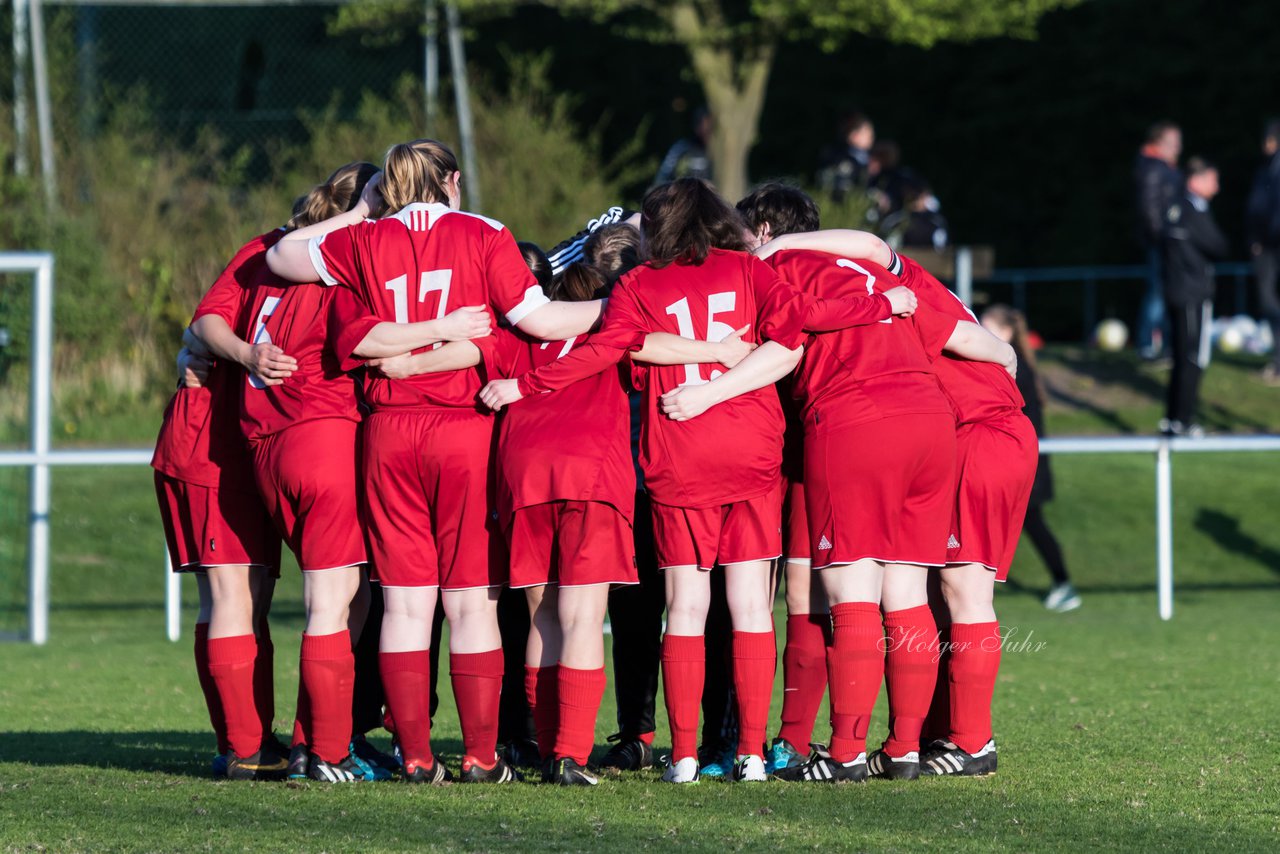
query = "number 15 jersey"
(309, 201, 547, 411)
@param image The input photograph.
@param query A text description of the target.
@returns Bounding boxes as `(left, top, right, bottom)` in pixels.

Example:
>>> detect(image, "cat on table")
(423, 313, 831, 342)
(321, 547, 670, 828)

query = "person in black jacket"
(981, 305, 1081, 612)
(1246, 120, 1280, 384)
(1134, 121, 1183, 360)
(1162, 157, 1230, 436)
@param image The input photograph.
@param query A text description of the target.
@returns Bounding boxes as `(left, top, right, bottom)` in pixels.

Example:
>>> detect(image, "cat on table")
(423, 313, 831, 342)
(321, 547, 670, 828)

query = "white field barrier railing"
(2, 436, 1279, 644)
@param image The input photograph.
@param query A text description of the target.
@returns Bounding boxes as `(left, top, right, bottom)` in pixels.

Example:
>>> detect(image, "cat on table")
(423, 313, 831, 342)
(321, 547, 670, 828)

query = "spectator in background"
(1162, 157, 1229, 437)
(1134, 121, 1183, 360)
(880, 179, 948, 251)
(866, 140, 919, 221)
(654, 107, 713, 186)
(816, 111, 874, 200)
(1246, 119, 1280, 384)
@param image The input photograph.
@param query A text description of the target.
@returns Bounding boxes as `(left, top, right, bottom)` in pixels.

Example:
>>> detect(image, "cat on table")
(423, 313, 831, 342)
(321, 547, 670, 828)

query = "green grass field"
(2, 449, 1279, 851)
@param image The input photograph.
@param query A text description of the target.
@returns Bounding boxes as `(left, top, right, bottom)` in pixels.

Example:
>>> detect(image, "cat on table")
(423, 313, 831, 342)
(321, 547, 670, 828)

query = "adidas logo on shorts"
(818, 536, 833, 550)
(947, 535, 961, 549)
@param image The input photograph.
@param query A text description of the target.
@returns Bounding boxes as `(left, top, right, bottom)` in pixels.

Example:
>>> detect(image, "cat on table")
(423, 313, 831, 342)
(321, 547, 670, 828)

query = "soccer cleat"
(767, 737, 804, 774)
(600, 733, 654, 771)
(287, 743, 310, 780)
(350, 735, 397, 780)
(697, 743, 735, 779)
(866, 748, 920, 780)
(306, 753, 365, 783)
(403, 756, 453, 784)
(921, 739, 997, 777)
(225, 749, 289, 782)
(1043, 583, 1082, 613)
(774, 745, 867, 783)
(661, 756, 701, 784)
(210, 753, 229, 779)
(459, 754, 521, 784)
(732, 754, 767, 782)
(546, 757, 599, 786)
(501, 737, 544, 771)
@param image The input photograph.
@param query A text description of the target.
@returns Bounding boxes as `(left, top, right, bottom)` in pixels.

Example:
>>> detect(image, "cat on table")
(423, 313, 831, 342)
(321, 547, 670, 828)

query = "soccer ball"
(1217, 324, 1245, 354)
(1095, 318, 1128, 352)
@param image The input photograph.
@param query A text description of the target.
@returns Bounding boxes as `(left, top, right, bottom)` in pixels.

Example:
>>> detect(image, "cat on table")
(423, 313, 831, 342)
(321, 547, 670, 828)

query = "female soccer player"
(749, 204, 1033, 779)
(264, 139, 608, 784)
(982, 305, 1080, 613)
(153, 246, 285, 780)
(190, 162, 494, 782)
(480, 179, 904, 784)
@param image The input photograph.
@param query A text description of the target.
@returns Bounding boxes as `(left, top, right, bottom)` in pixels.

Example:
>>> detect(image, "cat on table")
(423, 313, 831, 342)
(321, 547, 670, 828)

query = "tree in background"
(336, 0, 1075, 200)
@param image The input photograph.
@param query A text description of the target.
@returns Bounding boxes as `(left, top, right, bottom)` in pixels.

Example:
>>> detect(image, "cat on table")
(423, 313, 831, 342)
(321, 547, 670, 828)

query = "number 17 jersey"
(309, 201, 547, 411)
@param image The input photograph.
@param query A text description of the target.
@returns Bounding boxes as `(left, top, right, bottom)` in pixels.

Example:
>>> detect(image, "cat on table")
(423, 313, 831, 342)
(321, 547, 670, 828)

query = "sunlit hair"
(380, 138, 460, 213)
(518, 242, 552, 292)
(584, 223, 641, 284)
(550, 262, 606, 302)
(736, 182, 820, 238)
(286, 161, 379, 231)
(982, 303, 1045, 404)
(641, 178, 747, 268)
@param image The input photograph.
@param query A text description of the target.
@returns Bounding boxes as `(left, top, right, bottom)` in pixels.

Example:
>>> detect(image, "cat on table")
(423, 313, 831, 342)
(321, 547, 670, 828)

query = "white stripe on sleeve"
(307, 235, 339, 287)
(504, 284, 552, 327)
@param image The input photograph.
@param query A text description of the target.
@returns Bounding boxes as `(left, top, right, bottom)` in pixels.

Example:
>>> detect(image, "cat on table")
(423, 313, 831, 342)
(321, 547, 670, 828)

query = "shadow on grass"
(1194, 509, 1280, 576)
(1002, 576, 1280, 598)
(0, 731, 465, 776)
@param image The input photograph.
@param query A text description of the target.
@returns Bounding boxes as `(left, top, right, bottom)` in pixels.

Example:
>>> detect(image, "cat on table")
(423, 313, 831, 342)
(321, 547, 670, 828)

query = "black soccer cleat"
(920, 739, 997, 777)
(501, 737, 544, 771)
(225, 749, 289, 781)
(307, 753, 365, 783)
(546, 757, 599, 786)
(600, 733, 654, 771)
(287, 743, 310, 780)
(866, 747, 920, 780)
(458, 754, 522, 784)
(403, 756, 453, 784)
(774, 744, 868, 783)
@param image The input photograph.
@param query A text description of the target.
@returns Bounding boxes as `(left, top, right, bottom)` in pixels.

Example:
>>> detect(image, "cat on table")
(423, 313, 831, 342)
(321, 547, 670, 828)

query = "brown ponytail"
(550, 263, 607, 303)
(982, 304, 1046, 405)
(380, 138, 460, 214)
(286, 161, 379, 231)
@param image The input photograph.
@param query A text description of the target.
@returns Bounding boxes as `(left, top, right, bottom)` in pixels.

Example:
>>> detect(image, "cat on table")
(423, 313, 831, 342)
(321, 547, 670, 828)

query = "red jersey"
(899, 255, 1025, 425)
(194, 230, 372, 442)
(767, 250, 957, 429)
(310, 202, 547, 411)
(151, 235, 264, 492)
(518, 249, 809, 509)
(485, 327, 635, 523)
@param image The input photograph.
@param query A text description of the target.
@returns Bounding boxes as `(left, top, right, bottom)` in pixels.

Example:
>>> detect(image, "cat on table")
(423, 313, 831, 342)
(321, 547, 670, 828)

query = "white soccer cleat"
(733, 754, 768, 782)
(661, 756, 701, 784)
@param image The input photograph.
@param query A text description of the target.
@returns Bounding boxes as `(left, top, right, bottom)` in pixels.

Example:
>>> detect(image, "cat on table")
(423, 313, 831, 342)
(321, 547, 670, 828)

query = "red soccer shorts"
(251, 418, 366, 572)
(650, 482, 784, 571)
(783, 479, 810, 563)
(947, 412, 1039, 580)
(507, 500, 638, 588)
(362, 408, 505, 591)
(805, 412, 956, 569)
(155, 471, 280, 573)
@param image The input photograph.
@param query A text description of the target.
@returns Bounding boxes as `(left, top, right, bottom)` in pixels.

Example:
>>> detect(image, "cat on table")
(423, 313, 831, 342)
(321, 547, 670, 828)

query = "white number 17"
(385, 269, 453, 349)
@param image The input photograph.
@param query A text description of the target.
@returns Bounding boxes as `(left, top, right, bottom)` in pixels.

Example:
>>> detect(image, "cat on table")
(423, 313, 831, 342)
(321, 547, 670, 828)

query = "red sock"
(554, 666, 606, 765)
(300, 631, 355, 764)
(732, 630, 776, 757)
(208, 633, 262, 759)
(193, 623, 229, 754)
(948, 622, 1002, 754)
(777, 613, 830, 748)
(451, 649, 504, 764)
(524, 665, 560, 760)
(637, 731, 655, 746)
(253, 619, 275, 737)
(922, 623, 952, 742)
(826, 602, 884, 763)
(291, 680, 310, 748)
(661, 634, 704, 762)
(882, 605, 939, 756)
(379, 650, 433, 765)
